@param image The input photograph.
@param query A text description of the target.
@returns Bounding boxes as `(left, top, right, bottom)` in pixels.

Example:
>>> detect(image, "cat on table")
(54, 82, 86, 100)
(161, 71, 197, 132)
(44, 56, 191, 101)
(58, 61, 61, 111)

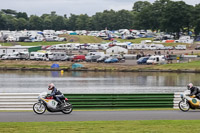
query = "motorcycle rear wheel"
(33, 102, 46, 114)
(62, 102, 73, 114)
(179, 101, 190, 112)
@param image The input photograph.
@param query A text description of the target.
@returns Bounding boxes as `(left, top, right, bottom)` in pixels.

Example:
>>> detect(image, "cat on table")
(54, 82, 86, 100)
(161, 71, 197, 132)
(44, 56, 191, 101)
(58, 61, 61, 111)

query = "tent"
(51, 64, 60, 68)
(72, 63, 84, 69)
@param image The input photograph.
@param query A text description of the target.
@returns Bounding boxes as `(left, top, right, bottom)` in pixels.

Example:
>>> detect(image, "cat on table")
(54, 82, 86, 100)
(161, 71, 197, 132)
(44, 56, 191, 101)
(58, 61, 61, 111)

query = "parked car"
(0, 54, 5, 58)
(97, 56, 108, 63)
(195, 46, 200, 50)
(60, 55, 70, 61)
(104, 57, 119, 63)
(1, 54, 11, 60)
(137, 57, 149, 64)
(85, 55, 101, 62)
(71, 55, 85, 62)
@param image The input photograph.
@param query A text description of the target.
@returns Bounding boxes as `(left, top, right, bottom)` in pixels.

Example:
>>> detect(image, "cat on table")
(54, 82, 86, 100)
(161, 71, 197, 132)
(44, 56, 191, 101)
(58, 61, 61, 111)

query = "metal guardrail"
(0, 93, 38, 110)
(173, 92, 182, 109)
(0, 93, 175, 110)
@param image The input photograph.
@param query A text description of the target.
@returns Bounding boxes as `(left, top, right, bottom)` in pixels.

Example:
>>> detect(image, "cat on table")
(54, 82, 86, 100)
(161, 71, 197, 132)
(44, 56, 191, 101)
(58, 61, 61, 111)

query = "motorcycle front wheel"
(178, 101, 190, 112)
(62, 102, 73, 114)
(33, 102, 46, 114)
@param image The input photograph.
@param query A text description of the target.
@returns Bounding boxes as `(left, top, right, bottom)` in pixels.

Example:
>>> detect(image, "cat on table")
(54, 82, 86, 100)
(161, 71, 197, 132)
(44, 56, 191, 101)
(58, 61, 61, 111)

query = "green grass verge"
(151, 60, 200, 70)
(0, 120, 200, 133)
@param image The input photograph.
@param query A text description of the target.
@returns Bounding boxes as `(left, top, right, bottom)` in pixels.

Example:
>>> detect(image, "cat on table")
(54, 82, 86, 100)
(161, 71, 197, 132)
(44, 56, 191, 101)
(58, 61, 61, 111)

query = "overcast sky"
(0, 0, 199, 16)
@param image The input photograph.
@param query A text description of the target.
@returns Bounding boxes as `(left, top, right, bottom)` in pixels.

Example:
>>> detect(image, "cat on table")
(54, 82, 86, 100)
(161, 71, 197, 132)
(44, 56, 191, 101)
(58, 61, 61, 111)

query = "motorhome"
(175, 45, 186, 50)
(9, 52, 29, 60)
(35, 53, 47, 61)
(48, 52, 67, 61)
(87, 52, 105, 56)
(30, 52, 39, 60)
(146, 55, 166, 64)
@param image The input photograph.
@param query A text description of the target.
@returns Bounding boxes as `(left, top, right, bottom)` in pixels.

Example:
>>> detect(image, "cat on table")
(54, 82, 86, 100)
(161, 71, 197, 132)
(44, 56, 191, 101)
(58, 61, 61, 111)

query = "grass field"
(0, 120, 200, 133)
(152, 60, 200, 70)
(1, 60, 200, 72)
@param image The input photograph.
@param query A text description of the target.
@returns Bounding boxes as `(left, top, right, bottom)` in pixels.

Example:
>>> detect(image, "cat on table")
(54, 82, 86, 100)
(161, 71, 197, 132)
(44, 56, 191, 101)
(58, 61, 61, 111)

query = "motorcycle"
(33, 92, 73, 114)
(179, 90, 200, 112)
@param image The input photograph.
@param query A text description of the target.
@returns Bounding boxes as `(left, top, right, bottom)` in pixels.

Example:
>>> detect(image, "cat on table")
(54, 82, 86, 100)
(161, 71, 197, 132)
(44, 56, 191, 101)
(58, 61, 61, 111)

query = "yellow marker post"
(61, 70, 64, 76)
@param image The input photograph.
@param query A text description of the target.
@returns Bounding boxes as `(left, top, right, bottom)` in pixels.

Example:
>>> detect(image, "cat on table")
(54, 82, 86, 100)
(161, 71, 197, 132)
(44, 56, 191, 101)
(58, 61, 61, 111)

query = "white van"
(147, 55, 166, 64)
(35, 53, 47, 61)
(30, 52, 40, 60)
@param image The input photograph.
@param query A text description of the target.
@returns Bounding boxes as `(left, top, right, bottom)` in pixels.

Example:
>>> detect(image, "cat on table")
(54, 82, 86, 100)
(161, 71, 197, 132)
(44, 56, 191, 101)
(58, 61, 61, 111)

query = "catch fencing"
(0, 93, 177, 110)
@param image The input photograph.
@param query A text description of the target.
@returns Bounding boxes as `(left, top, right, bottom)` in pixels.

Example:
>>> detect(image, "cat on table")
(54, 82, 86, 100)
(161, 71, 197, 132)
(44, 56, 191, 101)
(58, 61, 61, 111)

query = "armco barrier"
(0, 93, 39, 110)
(173, 92, 182, 109)
(0, 93, 174, 110)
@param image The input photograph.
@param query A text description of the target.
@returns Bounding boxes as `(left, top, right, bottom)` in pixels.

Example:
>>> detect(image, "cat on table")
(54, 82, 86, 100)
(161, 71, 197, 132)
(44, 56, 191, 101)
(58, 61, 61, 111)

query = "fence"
(0, 93, 175, 110)
(173, 92, 182, 109)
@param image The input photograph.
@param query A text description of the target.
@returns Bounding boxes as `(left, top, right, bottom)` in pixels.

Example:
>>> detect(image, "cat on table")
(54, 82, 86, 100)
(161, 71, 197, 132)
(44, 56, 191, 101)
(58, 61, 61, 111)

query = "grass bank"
(0, 60, 200, 72)
(151, 60, 200, 71)
(0, 120, 200, 133)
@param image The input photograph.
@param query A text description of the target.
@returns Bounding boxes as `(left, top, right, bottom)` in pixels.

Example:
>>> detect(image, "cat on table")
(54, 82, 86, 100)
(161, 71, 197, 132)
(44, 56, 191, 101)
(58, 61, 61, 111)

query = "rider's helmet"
(48, 83, 55, 90)
(187, 83, 193, 90)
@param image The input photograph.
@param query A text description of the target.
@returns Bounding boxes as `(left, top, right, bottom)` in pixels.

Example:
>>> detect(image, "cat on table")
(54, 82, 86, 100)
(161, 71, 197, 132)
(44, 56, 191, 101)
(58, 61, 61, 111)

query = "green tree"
(18, 18, 28, 30)
(1, 9, 17, 15)
(68, 14, 78, 30)
(132, 1, 151, 12)
(161, 1, 193, 38)
(53, 16, 65, 30)
(75, 14, 90, 30)
(43, 17, 52, 30)
(16, 12, 28, 20)
(192, 4, 200, 36)
(28, 15, 43, 30)
(0, 12, 6, 30)
(115, 10, 134, 29)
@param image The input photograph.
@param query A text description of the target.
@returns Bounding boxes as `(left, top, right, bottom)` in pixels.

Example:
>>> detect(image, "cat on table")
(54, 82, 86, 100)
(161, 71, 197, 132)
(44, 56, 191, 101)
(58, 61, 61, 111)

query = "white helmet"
(187, 83, 193, 90)
(48, 83, 55, 90)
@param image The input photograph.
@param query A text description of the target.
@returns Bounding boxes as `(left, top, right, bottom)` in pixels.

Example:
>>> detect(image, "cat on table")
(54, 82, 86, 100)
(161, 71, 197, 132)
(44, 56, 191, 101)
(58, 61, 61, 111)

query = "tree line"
(0, 0, 200, 38)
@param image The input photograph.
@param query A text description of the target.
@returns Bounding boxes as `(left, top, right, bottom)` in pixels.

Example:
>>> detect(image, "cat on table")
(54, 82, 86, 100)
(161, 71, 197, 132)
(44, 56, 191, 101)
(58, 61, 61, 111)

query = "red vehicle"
(71, 55, 85, 62)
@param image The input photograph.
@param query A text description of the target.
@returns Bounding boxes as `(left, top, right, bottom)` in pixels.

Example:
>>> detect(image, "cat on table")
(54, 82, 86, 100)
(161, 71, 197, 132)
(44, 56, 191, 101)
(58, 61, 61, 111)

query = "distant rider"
(48, 83, 65, 107)
(187, 83, 200, 99)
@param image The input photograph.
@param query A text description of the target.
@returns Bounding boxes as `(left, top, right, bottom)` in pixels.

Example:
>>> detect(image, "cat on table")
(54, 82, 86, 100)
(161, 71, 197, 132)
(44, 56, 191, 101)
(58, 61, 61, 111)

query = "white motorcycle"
(179, 90, 200, 112)
(33, 92, 73, 114)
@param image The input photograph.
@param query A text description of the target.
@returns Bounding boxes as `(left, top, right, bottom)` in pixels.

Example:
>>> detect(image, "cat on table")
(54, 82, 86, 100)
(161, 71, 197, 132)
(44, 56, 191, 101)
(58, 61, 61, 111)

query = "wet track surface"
(1, 110, 200, 122)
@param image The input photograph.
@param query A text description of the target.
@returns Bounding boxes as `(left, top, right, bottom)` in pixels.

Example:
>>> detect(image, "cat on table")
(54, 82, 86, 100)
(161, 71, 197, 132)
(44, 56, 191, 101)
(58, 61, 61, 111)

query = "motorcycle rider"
(48, 83, 66, 107)
(187, 83, 200, 99)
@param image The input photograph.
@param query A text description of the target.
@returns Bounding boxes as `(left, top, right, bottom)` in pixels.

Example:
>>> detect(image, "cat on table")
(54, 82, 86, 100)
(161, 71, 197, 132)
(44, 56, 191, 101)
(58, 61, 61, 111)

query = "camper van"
(87, 52, 105, 56)
(48, 52, 67, 61)
(146, 55, 166, 64)
(9, 52, 29, 60)
(35, 53, 47, 61)
(30, 52, 47, 60)
(175, 45, 186, 50)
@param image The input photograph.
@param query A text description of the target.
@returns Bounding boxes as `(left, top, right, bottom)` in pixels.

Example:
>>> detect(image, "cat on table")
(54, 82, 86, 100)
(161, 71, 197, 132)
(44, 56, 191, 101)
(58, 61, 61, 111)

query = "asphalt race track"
(1, 110, 200, 122)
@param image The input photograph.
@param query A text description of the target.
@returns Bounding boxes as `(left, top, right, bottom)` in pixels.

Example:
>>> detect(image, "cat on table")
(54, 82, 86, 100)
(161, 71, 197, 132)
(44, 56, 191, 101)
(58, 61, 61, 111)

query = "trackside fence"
(64, 94, 174, 109)
(173, 92, 182, 109)
(0, 93, 175, 110)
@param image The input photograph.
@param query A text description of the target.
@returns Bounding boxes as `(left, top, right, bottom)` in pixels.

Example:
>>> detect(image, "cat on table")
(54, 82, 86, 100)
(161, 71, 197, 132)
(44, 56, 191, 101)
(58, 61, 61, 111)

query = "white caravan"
(147, 55, 166, 64)
(48, 52, 67, 61)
